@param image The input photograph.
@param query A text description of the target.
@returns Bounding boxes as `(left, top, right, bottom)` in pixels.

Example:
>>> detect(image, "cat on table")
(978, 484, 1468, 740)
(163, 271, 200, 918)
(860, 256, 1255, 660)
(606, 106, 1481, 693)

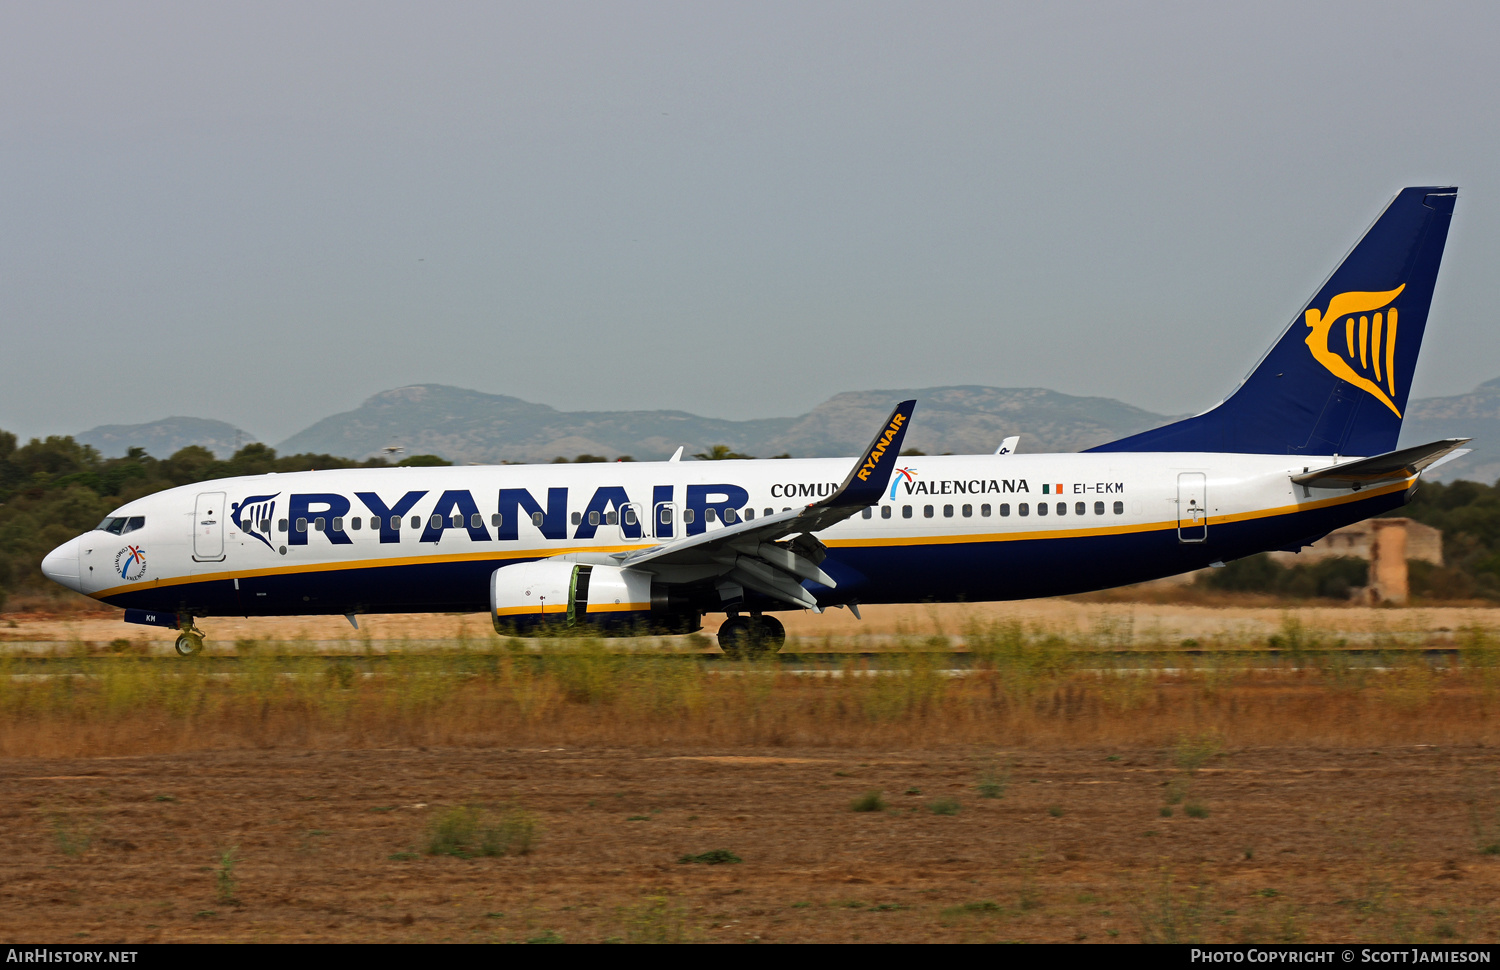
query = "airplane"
(41, 186, 1467, 658)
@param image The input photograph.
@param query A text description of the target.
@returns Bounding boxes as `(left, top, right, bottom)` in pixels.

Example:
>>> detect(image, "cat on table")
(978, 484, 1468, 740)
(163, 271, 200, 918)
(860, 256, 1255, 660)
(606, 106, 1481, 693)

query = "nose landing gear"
(174, 618, 206, 657)
(717, 613, 786, 660)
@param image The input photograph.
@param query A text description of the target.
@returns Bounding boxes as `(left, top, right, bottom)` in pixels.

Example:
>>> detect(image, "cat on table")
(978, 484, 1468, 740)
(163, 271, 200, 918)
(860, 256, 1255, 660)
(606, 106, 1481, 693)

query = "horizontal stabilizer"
(1291, 438, 1471, 490)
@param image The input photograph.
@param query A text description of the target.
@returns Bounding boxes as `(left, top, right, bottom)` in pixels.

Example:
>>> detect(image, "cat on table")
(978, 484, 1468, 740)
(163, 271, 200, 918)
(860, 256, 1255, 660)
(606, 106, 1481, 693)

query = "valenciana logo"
(114, 544, 147, 582)
(1303, 285, 1406, 417)
(890, 467, 918, 501)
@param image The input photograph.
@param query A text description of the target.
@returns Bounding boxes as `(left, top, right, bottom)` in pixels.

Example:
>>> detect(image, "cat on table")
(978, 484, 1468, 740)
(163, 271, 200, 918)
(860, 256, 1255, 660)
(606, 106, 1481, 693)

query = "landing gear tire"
(174, 633, 204, 657)
(718, 614, 785, 660)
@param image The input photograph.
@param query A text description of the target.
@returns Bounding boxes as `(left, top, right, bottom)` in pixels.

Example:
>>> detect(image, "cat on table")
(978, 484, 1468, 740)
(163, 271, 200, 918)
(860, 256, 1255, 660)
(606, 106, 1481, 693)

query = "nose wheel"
(717, 614, 786, 659)
(174, 620, 206, 657)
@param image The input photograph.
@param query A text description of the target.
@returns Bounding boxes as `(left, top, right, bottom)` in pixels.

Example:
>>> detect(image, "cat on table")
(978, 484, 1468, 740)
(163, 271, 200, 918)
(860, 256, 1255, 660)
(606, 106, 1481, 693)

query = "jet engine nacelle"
(489, 561, 700, 635)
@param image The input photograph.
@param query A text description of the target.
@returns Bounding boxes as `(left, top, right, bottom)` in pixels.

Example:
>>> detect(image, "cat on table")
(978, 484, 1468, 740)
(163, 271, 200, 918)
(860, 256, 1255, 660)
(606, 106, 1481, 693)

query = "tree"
(693, 445, 754, 461)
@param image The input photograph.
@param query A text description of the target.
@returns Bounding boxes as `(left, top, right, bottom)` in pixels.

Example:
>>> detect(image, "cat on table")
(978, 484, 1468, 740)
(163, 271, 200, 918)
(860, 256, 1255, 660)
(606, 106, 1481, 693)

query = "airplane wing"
(607, 400, 917, 610)
(1290, 438, 1472, 490)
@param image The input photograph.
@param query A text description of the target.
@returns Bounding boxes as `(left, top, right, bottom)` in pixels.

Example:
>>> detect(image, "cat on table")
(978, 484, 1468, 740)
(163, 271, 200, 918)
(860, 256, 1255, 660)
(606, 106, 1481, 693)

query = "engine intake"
(489, 561, 699, 635)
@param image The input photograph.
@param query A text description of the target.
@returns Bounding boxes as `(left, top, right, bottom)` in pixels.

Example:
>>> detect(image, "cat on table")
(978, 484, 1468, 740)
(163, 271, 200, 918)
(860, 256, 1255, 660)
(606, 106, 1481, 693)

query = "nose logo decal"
(114, 545, 147, 581)
(1303, 284, 1406, 417)
(231, 493, 280, 551)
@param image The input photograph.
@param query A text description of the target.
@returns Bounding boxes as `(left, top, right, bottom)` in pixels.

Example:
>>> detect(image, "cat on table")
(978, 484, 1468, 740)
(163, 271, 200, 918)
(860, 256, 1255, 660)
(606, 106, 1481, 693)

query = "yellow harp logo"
(1303, 285, 1405, 418)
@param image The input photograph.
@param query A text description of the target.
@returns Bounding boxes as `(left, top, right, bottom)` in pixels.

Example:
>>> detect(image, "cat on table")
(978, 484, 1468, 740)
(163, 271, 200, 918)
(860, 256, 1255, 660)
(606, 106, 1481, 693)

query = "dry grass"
(5, 621, 1500, 759)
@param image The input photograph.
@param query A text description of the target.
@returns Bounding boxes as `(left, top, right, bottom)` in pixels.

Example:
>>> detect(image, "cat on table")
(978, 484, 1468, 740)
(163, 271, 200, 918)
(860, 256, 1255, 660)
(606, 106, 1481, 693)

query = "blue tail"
(1089, 187, 1456, 457)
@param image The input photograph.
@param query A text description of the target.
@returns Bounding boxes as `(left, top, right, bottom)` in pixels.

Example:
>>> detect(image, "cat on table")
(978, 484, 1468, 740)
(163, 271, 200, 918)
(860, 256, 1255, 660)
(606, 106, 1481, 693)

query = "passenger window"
(881, 506, 892, 519)
(430, 514, 442, 529)
(943, 504, 953, 518)
(924, 505, 934, 518)
(722, 508, 737, 524)
(449, 514, 461, 528)
(861, 508, 872, 519)
(1037, 503, 1048, 516)
(998, 503, 1009, 517)
(471, 513, 482, 529)
(572, 512, 582, 526)
(279, 518, 289, 532)
(1018, 503, 1029, 516)
(1075, 502, 1085, 516)
(297, 518, 308, 532)
(605, 511, 618, 525)
(350, 517, 361, 531)
(1094, 501, 1105, 515)
(588, 511, 599, 526)
(764, 508, 773, 517)
(411, 515, 421, 529)
(333, 516, 344, 531)
(902, 505, 912, 519)
(531, 511, 544, 527)
(705, 508, 717, 522)
(492, 514, 503, 527)
(260, 519, 271, 532)
(962, 504, 972, 517)
(624, 508, 637, 526)
(1057, 502, 1066, 515)
(744, 508, 755, 520)
(315, 517, 326, 531)
(390, 516, 400, 531)
(981, 504, 991, 517)
(659, 507, 672, 525)
(1113, 501, 1125, 515)
(684, 509, 696, 524)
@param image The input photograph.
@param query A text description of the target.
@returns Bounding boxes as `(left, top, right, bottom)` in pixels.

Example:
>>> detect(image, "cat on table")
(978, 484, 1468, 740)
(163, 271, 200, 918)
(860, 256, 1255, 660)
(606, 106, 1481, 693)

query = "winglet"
(820, 400, 917, 508)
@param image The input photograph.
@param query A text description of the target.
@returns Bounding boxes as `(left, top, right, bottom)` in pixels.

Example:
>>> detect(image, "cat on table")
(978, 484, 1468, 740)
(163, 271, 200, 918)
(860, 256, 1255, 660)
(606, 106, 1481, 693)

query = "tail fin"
(1089, 187, 1456, 456)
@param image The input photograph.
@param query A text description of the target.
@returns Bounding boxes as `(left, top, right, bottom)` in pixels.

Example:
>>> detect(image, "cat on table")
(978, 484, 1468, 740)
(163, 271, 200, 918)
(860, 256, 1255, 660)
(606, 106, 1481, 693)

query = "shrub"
(677, 849, 741, 865)
(850, 791, 886, 813)
(426, 804, 538, 858)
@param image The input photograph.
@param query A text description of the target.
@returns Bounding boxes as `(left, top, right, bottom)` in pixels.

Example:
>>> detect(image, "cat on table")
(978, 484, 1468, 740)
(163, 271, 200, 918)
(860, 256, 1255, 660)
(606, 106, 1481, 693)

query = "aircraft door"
(652, 502, 676, 540)
(194, 491, 227, 561)
(1176, 473, 1208, 543)
(619, 503, 644, 542)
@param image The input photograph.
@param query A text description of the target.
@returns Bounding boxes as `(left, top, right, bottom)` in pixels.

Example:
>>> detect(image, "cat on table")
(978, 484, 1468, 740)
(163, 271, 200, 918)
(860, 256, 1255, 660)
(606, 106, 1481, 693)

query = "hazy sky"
(3, 1, 1498, 444)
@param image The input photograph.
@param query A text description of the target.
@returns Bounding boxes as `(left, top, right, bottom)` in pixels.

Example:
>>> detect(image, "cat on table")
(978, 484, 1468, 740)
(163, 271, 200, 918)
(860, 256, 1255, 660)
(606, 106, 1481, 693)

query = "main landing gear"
(717, 614, 786, 660)
(175, 618, 206, 657)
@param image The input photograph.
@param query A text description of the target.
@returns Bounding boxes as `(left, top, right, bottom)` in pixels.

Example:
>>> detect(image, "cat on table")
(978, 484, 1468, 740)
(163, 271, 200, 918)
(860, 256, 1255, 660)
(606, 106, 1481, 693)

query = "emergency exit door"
(194, 491, 226, 561)
(1177, 473, 1208, 543)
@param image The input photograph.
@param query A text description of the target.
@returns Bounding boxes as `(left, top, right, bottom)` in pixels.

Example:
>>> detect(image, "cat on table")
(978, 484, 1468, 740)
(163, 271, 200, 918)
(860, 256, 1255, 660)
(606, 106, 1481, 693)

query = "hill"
(272, 384, 1174, 463)
(74, 417, 258, 460)
(1400, 378, 1500, 483)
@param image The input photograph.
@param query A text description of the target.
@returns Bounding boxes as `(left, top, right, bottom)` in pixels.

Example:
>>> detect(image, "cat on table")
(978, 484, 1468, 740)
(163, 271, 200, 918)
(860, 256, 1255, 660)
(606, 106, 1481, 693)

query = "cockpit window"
(96, 517, 126, 534)
(122, 516, 145, 535)
(96, 515, 146, 535)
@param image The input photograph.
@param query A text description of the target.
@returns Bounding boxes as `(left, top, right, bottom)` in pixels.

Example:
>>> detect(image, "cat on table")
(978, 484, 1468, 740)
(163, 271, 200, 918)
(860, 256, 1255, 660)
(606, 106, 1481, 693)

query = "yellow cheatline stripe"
(89, 541, 653, 600)
(585, 602, 652, 613)
(494, 603, 568, 616)
(93, 478, 1411, 597)
(824, 478, 1410, 549)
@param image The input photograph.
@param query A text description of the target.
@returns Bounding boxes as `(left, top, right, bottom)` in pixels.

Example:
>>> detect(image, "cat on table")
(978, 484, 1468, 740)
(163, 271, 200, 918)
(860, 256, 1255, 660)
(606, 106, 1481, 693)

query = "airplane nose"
(41, 536, 82, 591)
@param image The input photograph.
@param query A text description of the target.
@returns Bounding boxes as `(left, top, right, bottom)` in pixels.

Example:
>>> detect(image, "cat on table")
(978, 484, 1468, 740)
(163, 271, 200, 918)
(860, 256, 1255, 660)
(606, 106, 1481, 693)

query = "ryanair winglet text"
(856, 413, 906, 482)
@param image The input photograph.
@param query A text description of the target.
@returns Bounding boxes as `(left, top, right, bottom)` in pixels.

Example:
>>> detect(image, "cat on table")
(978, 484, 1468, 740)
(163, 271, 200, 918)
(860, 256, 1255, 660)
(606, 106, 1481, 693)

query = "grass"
(927, 797, 961, 816)
(3, 622, 1500, 758)
(425, 804, 538, 858)
(851, 791, 886, 813)
(215, 846, 238, 904)
(677, 849, 741, 865)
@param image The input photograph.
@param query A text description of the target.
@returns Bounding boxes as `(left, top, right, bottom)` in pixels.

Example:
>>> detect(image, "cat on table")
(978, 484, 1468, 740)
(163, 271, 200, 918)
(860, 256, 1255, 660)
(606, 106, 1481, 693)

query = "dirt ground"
(5, 743, 1500, 943)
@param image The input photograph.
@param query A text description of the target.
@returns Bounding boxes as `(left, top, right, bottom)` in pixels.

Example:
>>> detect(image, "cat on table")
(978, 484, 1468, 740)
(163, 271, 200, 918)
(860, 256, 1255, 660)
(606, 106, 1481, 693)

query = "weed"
(928, 797, 961, 816)
(851, 791, 886, 813)
(626, 815, 651, 822)
(215, 847, 238, 904)
(426, 803, 539, 858)
(1135, 868, 1210, 944)
(963, 900, 1001, 912)
(976, 762, 1010, 799)
(1160, 807, 1174, 818)
(388, 852, 418, 861)
(1173, 732, 1225, 775)
(791, 902, 811, 909)
(1256, 888, 1279, 898)
(1047, 805, 1064, 818)
(369, 806, 397, 813)
(153, 795, 176, 803)
(48, 812, 93, 858)
(677, 849, 741, 865)
(526, 930, 563, 944)
(1184, 802, 1210, 819)
(622, 894, 692, 943)
(905, 787, 922, 795)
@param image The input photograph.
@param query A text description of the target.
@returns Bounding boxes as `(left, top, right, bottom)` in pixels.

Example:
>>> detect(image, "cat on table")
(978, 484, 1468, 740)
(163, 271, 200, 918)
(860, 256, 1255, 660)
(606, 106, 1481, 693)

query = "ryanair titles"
(855, 412, 907, 482)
